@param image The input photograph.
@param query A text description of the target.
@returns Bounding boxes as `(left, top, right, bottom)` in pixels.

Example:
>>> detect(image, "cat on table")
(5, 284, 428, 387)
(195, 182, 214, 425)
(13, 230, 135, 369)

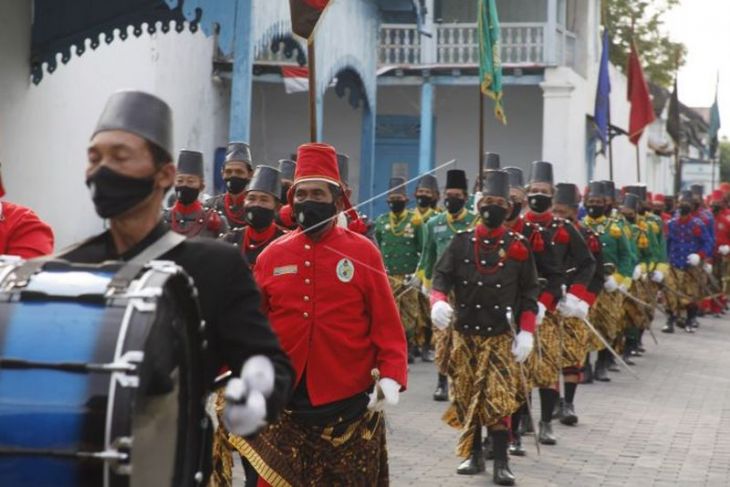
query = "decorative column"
(418, 0, 436, 175)
(229, 0, 253, 142)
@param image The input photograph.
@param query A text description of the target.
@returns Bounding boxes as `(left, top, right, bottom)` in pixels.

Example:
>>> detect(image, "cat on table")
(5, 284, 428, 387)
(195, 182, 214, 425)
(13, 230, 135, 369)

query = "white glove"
(367, 377, 401, 410)
(632, 265, 643, 281)
(405, 274, 420, 288)
(703, 263, 713, 275)
(687, 253, 701, 266)
(473, 191, 483, 212)
(558, 293, 589, 319)
(421, 284, 430, 297)
(720, 245, 730, 256)
(431, 301, 453, 330)
(536, 302, 547, 326)
(604, 276, 619, 292)
(512, 331, 534, 363)
(619, 283, 629, 293)
(221, 355, 275, 437)
(651, 270, 664, 283)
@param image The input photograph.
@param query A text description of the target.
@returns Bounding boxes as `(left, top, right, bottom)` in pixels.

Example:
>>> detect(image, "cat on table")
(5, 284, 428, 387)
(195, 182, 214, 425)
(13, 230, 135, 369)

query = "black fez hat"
(177, 150, 204, 178)
(529, 161, 554, 185)
(622, 193, 640, 211)
(555, 183, 580, 207)
(389, 176, 407, 196)
(482, 170, 510, 200)
(679, 190, 693, 202)
(690, 184, 704, 197)
(224, 142, 253, 169)
(484, 152, 501, 170)
(446, 170, 468, 191)
(248, 165, 282, 200)
(504, 167, 524, 189)
(337, 153, 350, 185)
(93, 90, 173, 160)
(601, 180, 616, 199)
(417, 174, 439, 193)
(624, 185, 648, 201)
(587, 181, 606, 199)
(278, 159, 296, 180)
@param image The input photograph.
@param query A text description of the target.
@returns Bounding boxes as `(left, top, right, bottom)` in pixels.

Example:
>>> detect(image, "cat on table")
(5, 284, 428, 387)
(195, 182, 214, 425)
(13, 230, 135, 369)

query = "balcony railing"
(255, 22, 577, 69)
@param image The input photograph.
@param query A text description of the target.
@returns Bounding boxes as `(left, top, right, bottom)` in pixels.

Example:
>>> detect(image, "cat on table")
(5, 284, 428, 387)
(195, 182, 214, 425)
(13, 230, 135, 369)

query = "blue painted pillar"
(359, 101, 376, 219)
(229, 0, 253, 141)
(418, 79, 434, 175)
(316, 90, 324, 142)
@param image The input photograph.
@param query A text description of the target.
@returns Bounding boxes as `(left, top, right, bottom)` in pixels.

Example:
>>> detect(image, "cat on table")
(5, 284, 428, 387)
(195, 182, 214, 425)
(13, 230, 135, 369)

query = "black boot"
(457, 427, 485, 475)
(606, 353, 620, 372)
(662, 314, 675, 333)
(508, 435, 526, 457)
(421, 344, 434, 362)
(538, 421, 557, 445)
(552, 397, 563, 420)
(493, 459, 516, 486)
(433, 374, 448, 402)
(483, 435, 494, 460)
(594, 354, 611, 382)
(559, 402, 578, 426)
(581, 356, 594, 384)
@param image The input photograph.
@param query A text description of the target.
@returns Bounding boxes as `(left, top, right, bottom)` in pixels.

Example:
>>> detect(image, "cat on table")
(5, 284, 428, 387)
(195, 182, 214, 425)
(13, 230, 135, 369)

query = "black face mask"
(225, 176, 249, 195)
(638, 208, 647, 216)
(280, 185, 291, 204)
(86, 166, 156, 219)
(527, 193, 552, 214)
(445, 196, 466, 215)
(175, 186, 200, 206)
(389, 200, 406, 214)
(507, 201, 523, 221)
(653, 209, 663, 216)
(479, 204, 507, 229)
(293, 200, 337, 232)
(416, 195, 433, 208)
(245, 205, 275, 230)
(587, 205, 605, 219)
(679, 205, 691, 216)
(624, 214, 636, 224)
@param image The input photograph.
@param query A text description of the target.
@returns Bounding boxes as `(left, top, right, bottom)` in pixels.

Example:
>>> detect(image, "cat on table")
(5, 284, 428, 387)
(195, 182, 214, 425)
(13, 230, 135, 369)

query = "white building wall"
(0, 0, 227, 248)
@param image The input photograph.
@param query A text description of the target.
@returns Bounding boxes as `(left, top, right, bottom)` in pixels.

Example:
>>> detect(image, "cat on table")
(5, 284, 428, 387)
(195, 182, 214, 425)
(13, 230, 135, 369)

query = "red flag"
(290, 0, 330, 39)
(627, 42, 656, 145)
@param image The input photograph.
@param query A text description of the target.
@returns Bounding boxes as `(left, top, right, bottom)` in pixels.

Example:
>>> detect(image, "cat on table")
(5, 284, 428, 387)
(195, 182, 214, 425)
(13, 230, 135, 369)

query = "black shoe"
(582, 361, 594, 384)
(637, 345, 646, 353)
(412, 346, 421, 358)
(629, 348, 643, 357)
(594, 360, 611, 382)
(456, 450, 485, 475)
(493, 459, 516, 486)
(508, 437, 526, 457)
(552, 397, 563, 420)
(661, 324, 674, 333)
(433, 376, 448, 402)
(559, 402, 578, 426)
(483, 436, 494, 460)
(519, 413, 534, 436)
(538, 421, 557, 445)
(676, 318, 686, 329)
(606, 356, 620, 372)
(622, 354, 636, 366)
(422, 347, 435, 362)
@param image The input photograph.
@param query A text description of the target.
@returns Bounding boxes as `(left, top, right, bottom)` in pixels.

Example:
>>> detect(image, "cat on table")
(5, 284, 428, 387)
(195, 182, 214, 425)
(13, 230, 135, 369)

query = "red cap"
(720, 182, 730, 193)
(647, 191, 653, 200)
(652, 193, 665, 203)
(711, 189, 724, 202)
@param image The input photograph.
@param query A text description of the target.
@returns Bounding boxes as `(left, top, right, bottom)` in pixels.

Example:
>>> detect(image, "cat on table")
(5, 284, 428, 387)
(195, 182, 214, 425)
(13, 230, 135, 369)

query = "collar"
(107, 221, 170, 261)
(417, 207, 434, 218)
(505, 216, 524, 232)
(390, 211, 409, 223)
(446, 208, 468, 223)
(525, 210, 553, 225)
(475, 224, 506, 240)
(585, 215, 606, 225)
(173, 200, 203, 215)
(225, 192, 246, 208)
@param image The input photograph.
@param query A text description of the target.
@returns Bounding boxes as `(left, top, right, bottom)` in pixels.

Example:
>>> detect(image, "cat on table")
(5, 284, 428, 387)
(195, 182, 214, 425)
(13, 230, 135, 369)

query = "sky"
(664, 0, 730, 137)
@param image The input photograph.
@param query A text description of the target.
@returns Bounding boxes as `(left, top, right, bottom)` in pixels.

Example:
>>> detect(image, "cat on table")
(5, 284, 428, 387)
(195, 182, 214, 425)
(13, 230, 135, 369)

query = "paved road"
(388, 315, 730, 486)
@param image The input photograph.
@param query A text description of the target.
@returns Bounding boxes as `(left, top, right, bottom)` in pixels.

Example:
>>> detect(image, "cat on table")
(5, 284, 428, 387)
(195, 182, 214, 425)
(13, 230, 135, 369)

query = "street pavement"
(388, 315, 730, 486)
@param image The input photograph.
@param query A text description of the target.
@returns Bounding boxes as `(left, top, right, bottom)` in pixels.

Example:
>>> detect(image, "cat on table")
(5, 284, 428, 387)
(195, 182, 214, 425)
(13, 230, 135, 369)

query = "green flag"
(478, 0, 505, 124)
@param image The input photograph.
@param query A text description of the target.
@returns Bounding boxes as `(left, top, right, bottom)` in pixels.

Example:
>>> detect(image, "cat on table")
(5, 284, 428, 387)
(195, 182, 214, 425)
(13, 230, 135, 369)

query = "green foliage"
(719, 138, 730, 183)
(604, 0, 687, 88)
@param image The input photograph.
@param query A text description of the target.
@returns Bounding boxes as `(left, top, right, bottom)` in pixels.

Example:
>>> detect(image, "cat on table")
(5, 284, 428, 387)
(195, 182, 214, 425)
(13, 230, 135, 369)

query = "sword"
(635, 280, 659, 346)
(506, 307, 540, 456)
(579, 316, 639, 379)
(618, 287, 668, 315)
(557, 285, 567, 400)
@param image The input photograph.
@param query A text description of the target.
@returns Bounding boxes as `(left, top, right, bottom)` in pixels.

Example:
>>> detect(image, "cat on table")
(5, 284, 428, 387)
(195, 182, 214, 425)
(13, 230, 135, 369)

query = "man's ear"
(158, 162, 176, 191)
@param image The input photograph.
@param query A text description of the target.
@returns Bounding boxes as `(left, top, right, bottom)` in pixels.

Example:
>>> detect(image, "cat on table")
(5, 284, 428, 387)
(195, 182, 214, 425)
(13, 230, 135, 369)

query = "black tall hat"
(690, 183, 704, 197)
(482, 170, 510, 200)
(504, 167, 524, 189)
(484, 152, 501, 170)
(679, 190, 694, 202)
(555, 183, 580, 207)
(248, 165, 282, 200)
(586, 181, 606, 199)
(601, 180, 616, 199)
(622, 193, 640, 211)
(446, 170, 468, 191)
(624, 185, 647, 201)
(224, 142, 253, 169)
(177, 150, 204, 178)
(417, 174, 439, 193)
(529, 161, 554, 185)
(389, 176, 407, 196)
(337, 153, 350, 185)
(278, 159, 296, 180)
(93, 90, 173, 159)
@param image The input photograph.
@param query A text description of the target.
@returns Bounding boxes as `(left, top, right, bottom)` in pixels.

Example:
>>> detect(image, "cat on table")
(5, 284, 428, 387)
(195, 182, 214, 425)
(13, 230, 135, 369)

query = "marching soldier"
(418, 169, 478, 401)
(239, 142, 408, 485)
(711, 189, 730, 295)
(224, 165, 285, 266)
(415, 174, 441, 222)
(503, 167, 526, 230)
(430, 169, 537, 486)
(520, 161, 595, 446)
(163, 149, 228, 239)
(205, 142, 254, 227)
(375, 178, 428, 363)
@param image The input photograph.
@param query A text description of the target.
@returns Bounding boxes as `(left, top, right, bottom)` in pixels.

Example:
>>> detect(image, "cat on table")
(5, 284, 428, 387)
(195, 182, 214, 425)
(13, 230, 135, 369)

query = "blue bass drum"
(0, 259, 208, 487)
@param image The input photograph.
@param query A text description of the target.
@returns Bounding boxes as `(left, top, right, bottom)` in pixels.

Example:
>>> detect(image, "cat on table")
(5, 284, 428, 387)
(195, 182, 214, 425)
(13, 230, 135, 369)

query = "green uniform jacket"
(643, 213, 668, 266)
(418, 209, 479, 282)
(627, 218, 659, 268)
(582, 214, 635, 282)
(375, 209, 425, 275)
(415, 207, 441, 225)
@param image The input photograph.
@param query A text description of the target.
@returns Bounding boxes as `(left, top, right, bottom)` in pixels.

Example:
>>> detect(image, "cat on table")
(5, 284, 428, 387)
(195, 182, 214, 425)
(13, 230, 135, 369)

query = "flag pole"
(478, 88, 485, 192)
(635, 144, 641, 182)
(308, 40, 317, 143)
(674, 148, 681, 195)
(608, 113, 614, 181)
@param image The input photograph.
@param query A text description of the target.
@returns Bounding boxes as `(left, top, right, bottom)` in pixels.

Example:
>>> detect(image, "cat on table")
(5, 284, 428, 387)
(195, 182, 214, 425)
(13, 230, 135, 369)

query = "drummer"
(60, 90, 294, 461)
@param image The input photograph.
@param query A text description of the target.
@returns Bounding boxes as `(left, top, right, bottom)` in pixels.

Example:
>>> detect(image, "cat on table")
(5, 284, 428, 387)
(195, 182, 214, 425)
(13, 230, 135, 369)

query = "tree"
(719, 137, 730, 183)
(604, 0, 687, 89)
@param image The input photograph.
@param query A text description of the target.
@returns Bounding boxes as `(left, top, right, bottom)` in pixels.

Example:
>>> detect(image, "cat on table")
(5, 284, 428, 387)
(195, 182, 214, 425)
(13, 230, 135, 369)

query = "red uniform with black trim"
(254, 225, 408, 406)
(0, 201, 54, 258)
(164, 200, 227, 239)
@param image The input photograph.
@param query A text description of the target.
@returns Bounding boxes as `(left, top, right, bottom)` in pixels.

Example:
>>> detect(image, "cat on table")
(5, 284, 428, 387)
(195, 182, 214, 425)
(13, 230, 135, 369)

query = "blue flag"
(594, 29, 611, 152)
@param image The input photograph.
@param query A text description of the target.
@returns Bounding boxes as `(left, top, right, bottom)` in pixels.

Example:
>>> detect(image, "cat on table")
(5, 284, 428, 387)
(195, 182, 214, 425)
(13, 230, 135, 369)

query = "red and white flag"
(282, 66, 309, 94)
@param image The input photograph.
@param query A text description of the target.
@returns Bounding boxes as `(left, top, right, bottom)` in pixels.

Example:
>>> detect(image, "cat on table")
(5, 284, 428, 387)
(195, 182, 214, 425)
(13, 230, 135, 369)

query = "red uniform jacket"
(254, 225, 408, 406)
(0, 202, 54, 258)
(714, 208, 730, 249)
